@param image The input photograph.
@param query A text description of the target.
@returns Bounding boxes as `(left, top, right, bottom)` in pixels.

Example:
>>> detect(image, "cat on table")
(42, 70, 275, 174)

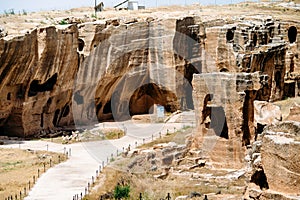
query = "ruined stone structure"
(0, 10, 299, 137)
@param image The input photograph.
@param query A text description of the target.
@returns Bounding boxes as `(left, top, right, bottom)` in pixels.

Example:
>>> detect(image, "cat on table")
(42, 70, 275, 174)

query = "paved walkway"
(1, 119, 193, 200)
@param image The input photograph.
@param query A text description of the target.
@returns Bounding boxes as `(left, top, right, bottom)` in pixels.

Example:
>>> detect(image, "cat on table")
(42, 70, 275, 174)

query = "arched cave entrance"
(253, 33, 257, 47)
(183, 63, 200, 110)
(274, 71, 282, 90)
(28, 73, 58, 97)
(201, 94, 229, 139)
(288, 26, 297, 43)
(78, 38, 85, 51)
(129, 83, 177, 116)
(226, 29, 234, 42)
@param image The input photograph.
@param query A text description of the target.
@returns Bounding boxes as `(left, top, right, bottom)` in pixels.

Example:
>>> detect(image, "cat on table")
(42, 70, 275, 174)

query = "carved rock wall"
(0, 14, 299, 137)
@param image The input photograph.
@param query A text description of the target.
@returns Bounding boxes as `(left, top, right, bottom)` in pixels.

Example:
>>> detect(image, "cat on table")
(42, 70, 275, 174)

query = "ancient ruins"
(0, 2, 299, 199)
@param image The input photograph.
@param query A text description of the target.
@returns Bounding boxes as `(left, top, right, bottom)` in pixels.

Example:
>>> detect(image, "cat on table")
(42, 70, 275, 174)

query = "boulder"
(260, 121, 300, 195)
(254, 100, 282, 126)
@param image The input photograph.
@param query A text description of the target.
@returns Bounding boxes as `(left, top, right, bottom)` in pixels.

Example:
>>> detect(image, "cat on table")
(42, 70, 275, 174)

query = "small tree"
(114, 184, 130, 200)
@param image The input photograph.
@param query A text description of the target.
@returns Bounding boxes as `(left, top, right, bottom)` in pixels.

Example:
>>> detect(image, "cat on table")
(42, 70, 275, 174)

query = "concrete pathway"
(1, 119, 193, 200)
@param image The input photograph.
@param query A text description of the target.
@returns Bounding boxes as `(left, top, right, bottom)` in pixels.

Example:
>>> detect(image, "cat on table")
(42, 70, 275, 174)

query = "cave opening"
(40, 113, 44, 128)
(226, 29, 234, 42)
(28, 73, 58, 97)
(201, 94, 229, 139)
(253, 33, 257, 47)
(275, 71, 282, 88)
(7, 93, 11, 100)
(250, 169, 269, 190)
(129, 83, 176, 116)
(62, 104, 70, 117)
(78, 38, 85, 51)
(103, 100, 112, 114)
(53, 109, 60, 126)
(242, 90, 251, 146)
(220, 68, 229, 72)
(288, 26, 297, 43)
(184, 63, 200, 109)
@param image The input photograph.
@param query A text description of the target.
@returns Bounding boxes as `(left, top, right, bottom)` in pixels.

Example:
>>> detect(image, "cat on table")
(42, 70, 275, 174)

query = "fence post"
(46, 144, 48, 151)
(33, 175, 35, 184)
(28, 181, 31, 190)
(159, 132, 161, 138)
(15, 194, 17, 200)
(96, 170, 98, 177)
(58, 155, 61, 162)
(38, 169, 40, 178)
(143, 138, 145, 144)
(167, 193, 171, 200)
(50, 159, 52, 167)
(92, 176, 94, 185)
(152, 134, 154, 141)
(69, 148, 71, 156)
(24, 187, 26, 195)
(20, 191, 22, 199)
(43, 163, 46, 172)
(139, 193, 142, 200)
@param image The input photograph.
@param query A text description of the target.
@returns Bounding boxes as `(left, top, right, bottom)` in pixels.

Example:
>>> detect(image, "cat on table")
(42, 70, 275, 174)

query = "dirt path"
(1, 119, 192, 200)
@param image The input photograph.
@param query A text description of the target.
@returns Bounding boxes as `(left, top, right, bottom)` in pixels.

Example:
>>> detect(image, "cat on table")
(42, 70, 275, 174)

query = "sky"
(0, 0, 252, 14)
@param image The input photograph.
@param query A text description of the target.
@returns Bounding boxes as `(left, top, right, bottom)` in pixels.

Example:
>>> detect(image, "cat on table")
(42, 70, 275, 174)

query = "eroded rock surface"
(0, 6, 299, 139)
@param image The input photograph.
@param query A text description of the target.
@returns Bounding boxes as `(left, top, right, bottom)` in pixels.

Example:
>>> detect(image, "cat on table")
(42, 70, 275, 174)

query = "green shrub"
(114, 184, 130, 199)
(59, 19, 68, 25)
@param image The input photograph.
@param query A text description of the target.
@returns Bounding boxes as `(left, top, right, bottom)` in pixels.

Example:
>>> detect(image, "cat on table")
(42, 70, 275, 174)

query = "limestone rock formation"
(0, 9, 299, 138)
(245, 121, 300, 199)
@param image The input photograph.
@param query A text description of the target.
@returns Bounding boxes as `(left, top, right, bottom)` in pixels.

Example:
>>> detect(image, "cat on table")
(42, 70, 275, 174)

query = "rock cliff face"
(0, 11, 299, 137)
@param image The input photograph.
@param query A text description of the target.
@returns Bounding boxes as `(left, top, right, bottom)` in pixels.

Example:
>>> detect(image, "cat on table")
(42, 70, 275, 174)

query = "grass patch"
(0, 148, 67, 199)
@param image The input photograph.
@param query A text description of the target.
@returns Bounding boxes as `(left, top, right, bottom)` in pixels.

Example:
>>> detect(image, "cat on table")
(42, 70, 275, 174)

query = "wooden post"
(159, 132, 161, 138)
(33, 175, 35, 184)
(43, 163, 46, 172)
(28, 181, 31, 190)
(38, 169, 40, 178)
(167, 193, 171, 200)
(50, 159, 52, 167)
(139, 193, 142, 200)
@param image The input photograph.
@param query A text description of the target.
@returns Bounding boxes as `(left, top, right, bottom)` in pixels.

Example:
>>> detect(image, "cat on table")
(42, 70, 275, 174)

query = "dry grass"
(140, 126, 192, 149)
(41, 128, 125, 144)
(0, 148, 67, 199)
